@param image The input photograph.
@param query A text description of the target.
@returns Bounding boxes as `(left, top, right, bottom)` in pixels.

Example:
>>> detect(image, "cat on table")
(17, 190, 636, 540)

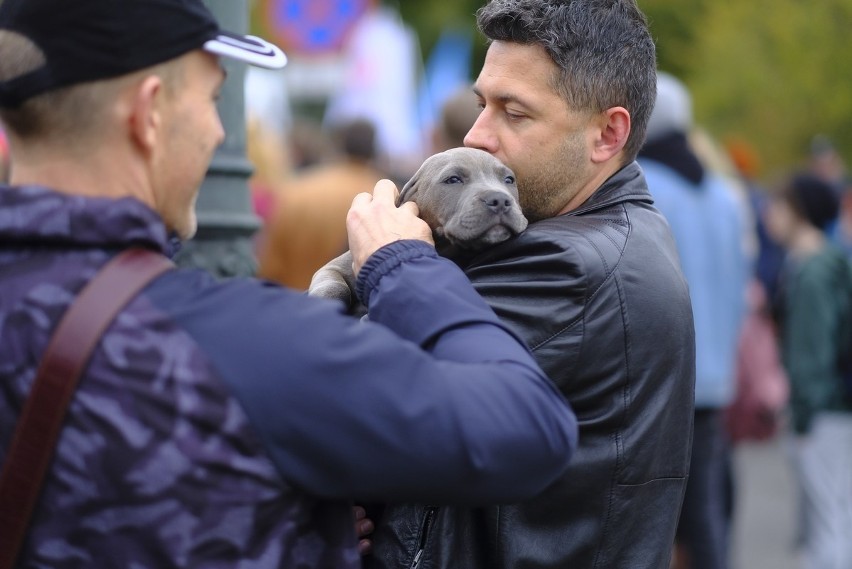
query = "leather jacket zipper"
(410, 506, 438, 569)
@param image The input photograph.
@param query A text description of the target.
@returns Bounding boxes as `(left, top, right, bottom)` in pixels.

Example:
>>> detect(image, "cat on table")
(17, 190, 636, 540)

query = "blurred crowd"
(636, 74, 852, 569)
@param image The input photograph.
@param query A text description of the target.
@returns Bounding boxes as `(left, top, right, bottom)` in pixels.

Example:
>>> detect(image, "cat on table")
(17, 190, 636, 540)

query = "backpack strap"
(0, 248, 175, 569)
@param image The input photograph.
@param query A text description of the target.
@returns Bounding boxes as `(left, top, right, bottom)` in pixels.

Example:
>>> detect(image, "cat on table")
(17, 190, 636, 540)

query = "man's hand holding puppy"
(347, 179, 434, 275)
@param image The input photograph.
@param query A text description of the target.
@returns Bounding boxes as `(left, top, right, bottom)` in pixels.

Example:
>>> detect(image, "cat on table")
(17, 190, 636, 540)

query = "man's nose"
(214, 112, 226, 146)
(464, 112, 497, 154)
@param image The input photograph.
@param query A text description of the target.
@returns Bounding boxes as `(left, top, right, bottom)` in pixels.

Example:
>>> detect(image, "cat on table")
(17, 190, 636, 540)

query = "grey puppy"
(308, 147, 528, 310)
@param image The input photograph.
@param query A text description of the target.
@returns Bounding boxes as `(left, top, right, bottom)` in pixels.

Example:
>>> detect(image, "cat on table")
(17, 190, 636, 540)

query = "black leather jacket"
(367, 162, 696, 569)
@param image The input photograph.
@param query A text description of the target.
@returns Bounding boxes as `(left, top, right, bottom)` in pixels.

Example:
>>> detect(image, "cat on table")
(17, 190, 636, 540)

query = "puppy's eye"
(444, 175, 463, 184)
(504, 175, 516, 185)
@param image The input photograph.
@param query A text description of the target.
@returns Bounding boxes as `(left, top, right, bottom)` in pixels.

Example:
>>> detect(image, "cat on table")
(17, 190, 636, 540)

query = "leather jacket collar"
(570, 161, 653, 217)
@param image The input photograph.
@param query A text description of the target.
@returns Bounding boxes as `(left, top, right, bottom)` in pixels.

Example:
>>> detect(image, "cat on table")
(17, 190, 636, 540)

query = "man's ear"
(591, 106, 630, 164)
(127, 75, 165, 156)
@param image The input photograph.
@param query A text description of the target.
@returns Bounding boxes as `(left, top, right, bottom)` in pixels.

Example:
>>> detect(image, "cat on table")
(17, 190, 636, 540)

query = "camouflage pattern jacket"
(0, 186, 578, 569)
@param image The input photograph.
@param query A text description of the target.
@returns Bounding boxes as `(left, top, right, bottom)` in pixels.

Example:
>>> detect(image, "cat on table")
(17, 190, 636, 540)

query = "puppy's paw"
(308, 279, 354, 305)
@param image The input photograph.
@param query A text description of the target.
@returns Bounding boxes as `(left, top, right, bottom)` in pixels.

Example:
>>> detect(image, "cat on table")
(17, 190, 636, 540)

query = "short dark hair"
(476, 0, 657, 163)
(334, 118, 377, 162)
(784, 172, 840, 231)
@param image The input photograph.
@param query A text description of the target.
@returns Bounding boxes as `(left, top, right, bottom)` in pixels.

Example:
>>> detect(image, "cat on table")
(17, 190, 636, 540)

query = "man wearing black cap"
(0, 1, 579, 567)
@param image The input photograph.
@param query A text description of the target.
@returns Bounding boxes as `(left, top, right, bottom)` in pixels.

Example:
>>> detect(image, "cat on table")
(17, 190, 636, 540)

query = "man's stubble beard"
(517, 131, 588, 223)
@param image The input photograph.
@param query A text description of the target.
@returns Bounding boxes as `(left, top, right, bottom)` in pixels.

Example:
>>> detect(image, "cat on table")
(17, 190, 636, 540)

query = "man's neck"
(558, 160, 624, 215)
(9, 147, 153, 205)
(789, 224, 826, 257)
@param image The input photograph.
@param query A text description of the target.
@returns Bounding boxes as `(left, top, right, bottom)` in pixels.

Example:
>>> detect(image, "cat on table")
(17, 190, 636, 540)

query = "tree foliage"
(682, 0, 852, 176)
(642, 0, 852, 176)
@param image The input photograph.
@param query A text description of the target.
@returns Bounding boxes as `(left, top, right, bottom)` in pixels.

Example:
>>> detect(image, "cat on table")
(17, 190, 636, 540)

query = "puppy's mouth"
(475, 222, 520, 245)
(443, 214, 528, 250)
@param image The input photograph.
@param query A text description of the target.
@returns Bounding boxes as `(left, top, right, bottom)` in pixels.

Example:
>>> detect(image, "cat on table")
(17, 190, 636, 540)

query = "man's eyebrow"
(472, 85, 533, 110)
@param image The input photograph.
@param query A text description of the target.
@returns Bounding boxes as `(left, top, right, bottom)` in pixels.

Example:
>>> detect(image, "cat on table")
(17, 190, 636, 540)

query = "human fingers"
(398, 200, 420, 217)
(356, 517, 374, 536)
(371, 178, 400, 204)
(351, 191, 373, 209)
(353, 505, 374, 536)
(354, 504, 374, 556)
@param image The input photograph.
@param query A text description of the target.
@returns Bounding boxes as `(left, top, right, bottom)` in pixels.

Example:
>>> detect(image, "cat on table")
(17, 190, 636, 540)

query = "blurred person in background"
(727, 138, 787, 301)
(430, 84, 481, 152)
(722, 139, 790, 448)
(286, 117, 335, 173)
(806, 136, 852, 261)
(808, 135, 848, 198)
(807, 135, 847, 249)
(638, 72, 751, 569)
(246, 117, 292, 225)
(833, 182, 852, 259)
(256, 117, 385, 289)
(764, 172, 852, 569)
(0, 123, 9, 183)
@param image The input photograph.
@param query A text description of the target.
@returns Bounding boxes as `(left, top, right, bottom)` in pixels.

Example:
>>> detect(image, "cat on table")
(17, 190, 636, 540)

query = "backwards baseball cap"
(0, 0, 287, 108)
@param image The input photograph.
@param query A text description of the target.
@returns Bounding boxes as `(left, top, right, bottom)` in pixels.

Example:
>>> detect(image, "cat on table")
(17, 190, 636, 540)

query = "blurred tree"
(685, 0, 852, 176)
(631, 0, 852, 177)
(641, 0, 710, 78)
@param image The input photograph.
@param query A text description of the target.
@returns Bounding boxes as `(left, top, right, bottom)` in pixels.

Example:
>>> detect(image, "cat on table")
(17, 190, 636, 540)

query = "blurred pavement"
(730, 437, 800, 569)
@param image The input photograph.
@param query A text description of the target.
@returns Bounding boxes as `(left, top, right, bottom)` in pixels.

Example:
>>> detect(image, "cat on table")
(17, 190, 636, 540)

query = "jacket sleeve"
(167, 240, 578, 505)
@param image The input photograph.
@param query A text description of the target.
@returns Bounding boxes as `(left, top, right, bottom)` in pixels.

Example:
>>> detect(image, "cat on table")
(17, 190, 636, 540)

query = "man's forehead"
(474, 43, 560, 104)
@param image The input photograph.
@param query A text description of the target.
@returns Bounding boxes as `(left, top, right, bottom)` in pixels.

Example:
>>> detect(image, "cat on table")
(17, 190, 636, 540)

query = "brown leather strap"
(0, 248, 174, 569)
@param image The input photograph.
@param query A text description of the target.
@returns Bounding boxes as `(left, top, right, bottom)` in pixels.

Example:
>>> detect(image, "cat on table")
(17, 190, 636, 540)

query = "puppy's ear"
(398, 173, 420, 206)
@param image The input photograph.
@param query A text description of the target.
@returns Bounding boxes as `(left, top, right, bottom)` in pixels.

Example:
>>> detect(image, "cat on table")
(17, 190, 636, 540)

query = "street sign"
(254, 0, 376, 55)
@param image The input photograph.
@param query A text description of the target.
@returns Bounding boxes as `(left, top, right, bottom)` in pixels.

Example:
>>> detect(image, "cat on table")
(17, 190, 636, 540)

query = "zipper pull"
(409, 506, 437, 569)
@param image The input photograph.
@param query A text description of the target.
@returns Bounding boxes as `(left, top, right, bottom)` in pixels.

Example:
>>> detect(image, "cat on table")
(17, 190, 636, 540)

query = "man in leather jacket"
(366, 1, 696, 567)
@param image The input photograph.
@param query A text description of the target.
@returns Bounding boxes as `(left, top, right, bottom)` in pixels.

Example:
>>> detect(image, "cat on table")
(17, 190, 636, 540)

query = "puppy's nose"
(483, 191, 514, 214)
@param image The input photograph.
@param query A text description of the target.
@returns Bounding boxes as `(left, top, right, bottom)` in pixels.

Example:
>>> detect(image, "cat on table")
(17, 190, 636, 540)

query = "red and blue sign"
(253, 0, 376, 56)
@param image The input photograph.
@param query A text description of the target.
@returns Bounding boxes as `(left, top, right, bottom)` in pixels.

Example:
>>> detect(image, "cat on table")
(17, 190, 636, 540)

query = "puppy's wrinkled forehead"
(435, 147, 514, 179)
(399, 147, 519, 206)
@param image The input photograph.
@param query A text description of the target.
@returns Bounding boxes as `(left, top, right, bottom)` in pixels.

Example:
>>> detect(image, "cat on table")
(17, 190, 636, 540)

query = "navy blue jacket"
(0, 186, 578, 568)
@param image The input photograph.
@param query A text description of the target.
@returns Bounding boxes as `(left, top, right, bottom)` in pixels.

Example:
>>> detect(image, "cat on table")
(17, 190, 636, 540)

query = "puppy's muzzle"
(483, 191, 516, 215)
